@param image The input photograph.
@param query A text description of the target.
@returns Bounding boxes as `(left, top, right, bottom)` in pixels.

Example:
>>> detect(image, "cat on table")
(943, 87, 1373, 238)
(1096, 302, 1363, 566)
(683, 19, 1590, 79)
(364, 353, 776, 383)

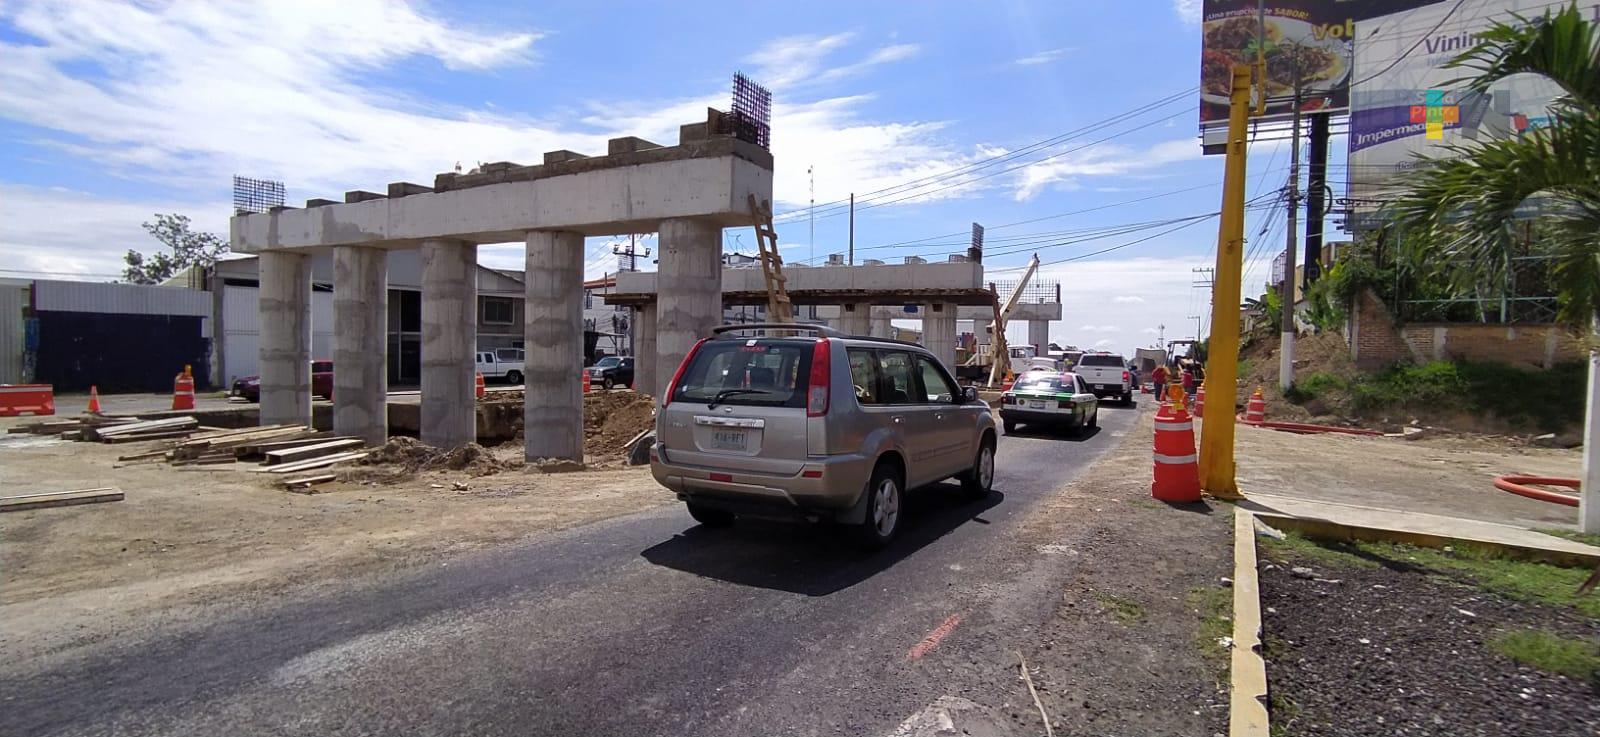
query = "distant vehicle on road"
(586, 355, 634, 390)
(650, 323, 997, 549)
(476, 348, 525, 385)
(1073, 352, 1134, 405)
(231, 360, 333, 402)
(998, 372, 1100, 436)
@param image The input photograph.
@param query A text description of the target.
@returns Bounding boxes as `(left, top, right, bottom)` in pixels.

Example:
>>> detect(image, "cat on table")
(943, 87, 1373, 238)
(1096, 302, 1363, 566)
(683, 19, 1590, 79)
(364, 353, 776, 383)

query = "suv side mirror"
(961, 386, 979, 404)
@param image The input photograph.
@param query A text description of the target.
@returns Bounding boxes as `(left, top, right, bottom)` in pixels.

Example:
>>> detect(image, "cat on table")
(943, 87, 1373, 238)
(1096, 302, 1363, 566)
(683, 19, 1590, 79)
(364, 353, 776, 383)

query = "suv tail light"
(1122, 370, 1131, 383)
(807, 338, 831, 417)
(661, 338, 707, 408)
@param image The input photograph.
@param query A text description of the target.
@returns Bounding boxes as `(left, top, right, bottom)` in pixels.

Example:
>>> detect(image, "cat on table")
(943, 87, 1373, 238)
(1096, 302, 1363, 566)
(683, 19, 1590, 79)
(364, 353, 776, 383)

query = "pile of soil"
(356, 436, 512, 478)
(583, 391, 654, 457)
(1237, 329, 1357, 423)
(1261, 550, 1600, 737)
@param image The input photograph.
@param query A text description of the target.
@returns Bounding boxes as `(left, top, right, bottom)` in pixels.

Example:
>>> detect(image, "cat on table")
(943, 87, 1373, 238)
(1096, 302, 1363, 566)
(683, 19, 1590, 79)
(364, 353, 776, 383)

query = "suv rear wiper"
(706, 388, 770, 409)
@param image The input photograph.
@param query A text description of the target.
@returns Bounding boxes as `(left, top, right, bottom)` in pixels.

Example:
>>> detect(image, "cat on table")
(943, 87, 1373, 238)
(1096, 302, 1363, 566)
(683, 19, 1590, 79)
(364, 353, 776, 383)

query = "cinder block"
(543, 150, 589, 164)
(387, 181, 433, 197)
(433, 173, 459, 191)
(480, 161, 518, 174)
(607, 137, 663, 155)
(305, 198, 338, 208)
(344, 190, 386, 203)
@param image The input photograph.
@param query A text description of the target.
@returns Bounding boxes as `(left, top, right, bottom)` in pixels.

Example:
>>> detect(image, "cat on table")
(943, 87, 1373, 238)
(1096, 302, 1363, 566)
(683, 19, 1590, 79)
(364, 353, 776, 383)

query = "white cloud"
(1141, 327, 1162, 335)
(1112, 295, 1145, 304)
(1094, 339, 1116, 348)
(1079, 324, 1121, 333)
(0, 4, 976, 274)
(0, 184, 229, 279)
(1014, 48, 1072, 66)
(1013, 138, 1204, 201)
(1173, 0, 1202, 24)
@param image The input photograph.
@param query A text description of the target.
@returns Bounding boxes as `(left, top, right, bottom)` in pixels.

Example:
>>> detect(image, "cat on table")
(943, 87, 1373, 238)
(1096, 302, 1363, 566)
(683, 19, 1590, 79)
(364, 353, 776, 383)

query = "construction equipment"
(747, 194, 794, 323)
(980, 254, 1041, 388)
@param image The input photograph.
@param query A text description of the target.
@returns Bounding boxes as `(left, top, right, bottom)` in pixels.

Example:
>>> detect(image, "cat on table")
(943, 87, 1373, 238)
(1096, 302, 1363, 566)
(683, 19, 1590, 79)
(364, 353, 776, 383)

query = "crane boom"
(986, 254, 1041, 387)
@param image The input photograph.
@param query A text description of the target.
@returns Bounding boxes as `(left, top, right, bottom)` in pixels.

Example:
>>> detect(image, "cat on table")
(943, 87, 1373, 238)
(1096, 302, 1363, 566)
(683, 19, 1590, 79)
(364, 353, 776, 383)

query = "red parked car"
(232, 360, 334, 402)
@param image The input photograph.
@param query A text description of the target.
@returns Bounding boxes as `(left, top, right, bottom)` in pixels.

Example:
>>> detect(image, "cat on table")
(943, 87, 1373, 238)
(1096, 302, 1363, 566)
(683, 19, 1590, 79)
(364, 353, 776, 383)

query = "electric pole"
(848, 192, 855, 266)
(1279, 48, 1302, 392)
(808, 165, 815, 267)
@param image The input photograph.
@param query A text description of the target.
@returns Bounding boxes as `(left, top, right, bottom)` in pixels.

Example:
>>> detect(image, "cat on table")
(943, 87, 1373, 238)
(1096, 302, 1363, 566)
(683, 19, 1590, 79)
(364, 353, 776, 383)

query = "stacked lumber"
(85, 417, 200, 443)
(8, 415, 140, 440)
(1, 487, 123, 512)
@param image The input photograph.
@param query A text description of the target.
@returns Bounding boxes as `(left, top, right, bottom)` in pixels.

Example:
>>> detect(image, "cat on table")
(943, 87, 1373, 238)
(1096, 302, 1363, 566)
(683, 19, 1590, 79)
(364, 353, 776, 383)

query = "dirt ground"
(1261, 541, 1600, 737)
(1230, 419, 1583, 531)
(0, 424, 672, 658)
(1002, 412, 1236, 737)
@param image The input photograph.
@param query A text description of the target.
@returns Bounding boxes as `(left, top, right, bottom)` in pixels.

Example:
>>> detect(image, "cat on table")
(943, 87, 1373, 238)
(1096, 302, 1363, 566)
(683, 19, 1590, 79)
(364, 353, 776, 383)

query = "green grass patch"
(1094, 592, 1146, 625)
(1275, 360, 1584, 431)
(1489, 629, 1600, 680)
(1263, 533, 1600, 620)
(1259, 532, 1381, 570)
(1538, 528, 1600, 548)
(1187, 585, 1233, 667)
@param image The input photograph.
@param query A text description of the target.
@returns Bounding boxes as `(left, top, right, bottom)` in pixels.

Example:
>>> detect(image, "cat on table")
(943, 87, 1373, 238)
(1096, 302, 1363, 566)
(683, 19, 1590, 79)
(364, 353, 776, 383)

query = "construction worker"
(1181, 363, 1197, 407)
(1150, 362, 1170, 403)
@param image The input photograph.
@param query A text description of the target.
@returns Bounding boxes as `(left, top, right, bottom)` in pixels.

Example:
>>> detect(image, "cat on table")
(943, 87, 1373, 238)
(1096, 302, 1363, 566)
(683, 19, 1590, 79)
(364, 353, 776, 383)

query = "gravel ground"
(1262, 549, 1600, 737)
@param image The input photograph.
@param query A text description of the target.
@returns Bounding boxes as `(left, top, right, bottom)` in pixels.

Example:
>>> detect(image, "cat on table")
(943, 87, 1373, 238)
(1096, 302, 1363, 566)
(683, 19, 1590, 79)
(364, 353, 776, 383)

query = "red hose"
(1494, 475, 1580, 507)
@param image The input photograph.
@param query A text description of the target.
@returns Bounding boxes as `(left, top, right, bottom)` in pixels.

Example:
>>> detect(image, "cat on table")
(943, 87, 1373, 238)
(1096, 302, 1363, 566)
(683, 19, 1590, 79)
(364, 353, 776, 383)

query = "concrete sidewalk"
(1241, 492, 1600, 566)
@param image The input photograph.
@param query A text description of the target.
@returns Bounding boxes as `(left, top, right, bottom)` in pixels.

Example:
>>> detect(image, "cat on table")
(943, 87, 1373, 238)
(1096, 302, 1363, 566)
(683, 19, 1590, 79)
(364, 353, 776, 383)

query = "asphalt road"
(3, 401, 1145, 737)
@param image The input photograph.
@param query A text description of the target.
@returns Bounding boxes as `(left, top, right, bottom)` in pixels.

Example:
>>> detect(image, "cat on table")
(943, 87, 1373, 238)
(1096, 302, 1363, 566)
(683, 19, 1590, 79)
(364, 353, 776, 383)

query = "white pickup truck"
(1073, 352, 1134, 405)
(475, 348, 525, 385)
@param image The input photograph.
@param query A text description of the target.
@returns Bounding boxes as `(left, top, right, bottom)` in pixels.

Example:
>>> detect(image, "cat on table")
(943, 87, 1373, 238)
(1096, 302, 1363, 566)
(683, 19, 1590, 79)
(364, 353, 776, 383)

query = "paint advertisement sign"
(1344, 0, 1598, 229)
(1198, 0, 1439, 152)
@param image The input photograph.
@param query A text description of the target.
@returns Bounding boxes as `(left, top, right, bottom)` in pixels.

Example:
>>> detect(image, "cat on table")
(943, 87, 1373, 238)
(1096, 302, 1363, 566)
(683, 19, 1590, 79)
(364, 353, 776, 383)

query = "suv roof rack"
(709, 322, 935, 351)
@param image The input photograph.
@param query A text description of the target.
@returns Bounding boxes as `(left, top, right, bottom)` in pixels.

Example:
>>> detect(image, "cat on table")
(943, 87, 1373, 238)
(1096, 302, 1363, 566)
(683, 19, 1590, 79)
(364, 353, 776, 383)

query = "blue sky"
(0, 0, 1323, 355)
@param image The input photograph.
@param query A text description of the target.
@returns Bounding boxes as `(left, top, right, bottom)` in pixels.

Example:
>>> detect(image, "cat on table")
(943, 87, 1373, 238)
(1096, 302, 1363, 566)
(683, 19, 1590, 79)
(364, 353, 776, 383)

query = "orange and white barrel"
(1152, 400, 1201, 502)
(1244, 387, 1266, 425)
(171, 366, 196, 411)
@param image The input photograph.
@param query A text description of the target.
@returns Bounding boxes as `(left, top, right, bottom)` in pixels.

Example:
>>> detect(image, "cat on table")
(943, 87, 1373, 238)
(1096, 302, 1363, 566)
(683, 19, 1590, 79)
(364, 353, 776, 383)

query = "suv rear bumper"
(650, 450, 875, 518)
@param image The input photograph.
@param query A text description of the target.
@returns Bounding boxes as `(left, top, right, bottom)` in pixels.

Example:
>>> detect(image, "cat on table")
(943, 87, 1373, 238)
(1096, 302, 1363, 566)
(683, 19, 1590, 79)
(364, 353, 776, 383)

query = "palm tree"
(1385, 3, 1600, 531)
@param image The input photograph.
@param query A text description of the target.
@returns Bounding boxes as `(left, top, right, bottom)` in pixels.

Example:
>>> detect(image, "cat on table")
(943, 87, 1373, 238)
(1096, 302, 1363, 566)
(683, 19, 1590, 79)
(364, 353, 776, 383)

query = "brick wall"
(1348, 289, 1584, 370)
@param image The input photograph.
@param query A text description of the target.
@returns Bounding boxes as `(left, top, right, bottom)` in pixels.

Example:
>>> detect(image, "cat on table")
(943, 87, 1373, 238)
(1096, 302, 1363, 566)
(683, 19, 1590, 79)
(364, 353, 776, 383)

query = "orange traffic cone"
(581, 370, 592, 394)
(171, 365, 196, 410)
(475, 372, 486, 399)
(1194, 382, 1205, 418)
(87, 385, 102, 414)
(1152, 387, 1201, 502)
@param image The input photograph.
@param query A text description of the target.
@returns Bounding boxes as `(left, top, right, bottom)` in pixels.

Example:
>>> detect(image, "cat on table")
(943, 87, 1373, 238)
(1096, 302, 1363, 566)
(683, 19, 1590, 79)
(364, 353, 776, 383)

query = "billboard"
(1344, 0, 1597, 229)
(1199, 0, 1440, 152)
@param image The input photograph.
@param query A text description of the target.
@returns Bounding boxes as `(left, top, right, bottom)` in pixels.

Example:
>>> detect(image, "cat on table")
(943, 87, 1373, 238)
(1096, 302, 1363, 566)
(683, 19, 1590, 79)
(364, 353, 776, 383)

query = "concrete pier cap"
(232, 107, 774, 453)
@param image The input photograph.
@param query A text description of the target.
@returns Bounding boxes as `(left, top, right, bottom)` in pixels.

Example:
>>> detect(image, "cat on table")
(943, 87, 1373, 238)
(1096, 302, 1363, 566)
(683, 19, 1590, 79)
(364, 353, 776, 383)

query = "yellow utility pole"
(1198, 63, 1254, 499)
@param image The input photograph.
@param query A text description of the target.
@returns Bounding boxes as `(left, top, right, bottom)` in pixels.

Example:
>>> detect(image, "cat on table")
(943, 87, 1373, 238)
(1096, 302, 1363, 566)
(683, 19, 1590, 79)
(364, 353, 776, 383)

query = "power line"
(1347, 0, 1470, 89)
(768, 86, 1196, 220)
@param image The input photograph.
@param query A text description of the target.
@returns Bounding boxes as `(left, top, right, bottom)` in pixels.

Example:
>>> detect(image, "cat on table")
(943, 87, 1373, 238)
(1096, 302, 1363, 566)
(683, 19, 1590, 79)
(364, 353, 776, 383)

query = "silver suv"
(650, 323, 998, 548)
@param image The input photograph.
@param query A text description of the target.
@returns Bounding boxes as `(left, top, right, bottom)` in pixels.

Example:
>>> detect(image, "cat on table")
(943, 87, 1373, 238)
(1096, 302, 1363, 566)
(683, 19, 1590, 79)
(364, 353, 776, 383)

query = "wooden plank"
(265, 439, 365, 466)
(1, 487, 123, 513)
(282, 473, 337, 493)
(254, 450, 369, 474)
(91, 417, 196, 439)
(184, 424, 306, 442)
(117, 448, 172, 461)
(103, 429, 195, 444)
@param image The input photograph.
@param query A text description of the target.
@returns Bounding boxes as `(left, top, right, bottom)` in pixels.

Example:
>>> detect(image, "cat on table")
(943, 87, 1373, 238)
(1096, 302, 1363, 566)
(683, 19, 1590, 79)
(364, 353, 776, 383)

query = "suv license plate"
(1096, 384, 1110, 391)
(709, 430, 747, 451)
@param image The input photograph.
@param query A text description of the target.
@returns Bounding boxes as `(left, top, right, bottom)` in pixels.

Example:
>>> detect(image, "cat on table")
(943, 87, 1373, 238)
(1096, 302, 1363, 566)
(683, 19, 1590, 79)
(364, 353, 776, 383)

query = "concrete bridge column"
(839, 303, 871, 335)
(420, 239, 478, 449)
(524, 230, 585, 462)
(634, 304, 657, 397)
(657, 218, 722, 392)
(1028, 320, 1050, 355)
(259, 251, 312, 427)
(333, 246, 388, 446)
(869, 316, 892, 338)
(922, 302, 958, 369)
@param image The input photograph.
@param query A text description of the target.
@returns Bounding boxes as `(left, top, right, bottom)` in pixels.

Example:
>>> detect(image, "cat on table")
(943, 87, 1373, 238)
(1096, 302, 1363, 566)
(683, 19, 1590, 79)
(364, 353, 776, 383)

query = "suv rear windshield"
(671, 340, 813, 408)
(1077, 354, 1125, 367)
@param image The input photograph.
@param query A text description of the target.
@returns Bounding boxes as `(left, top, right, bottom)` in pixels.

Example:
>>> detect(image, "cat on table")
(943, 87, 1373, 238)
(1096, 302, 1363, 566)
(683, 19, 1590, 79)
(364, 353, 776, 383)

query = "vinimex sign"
(1198, 0, 1439, 152)
(1343, 0, 1600, 230)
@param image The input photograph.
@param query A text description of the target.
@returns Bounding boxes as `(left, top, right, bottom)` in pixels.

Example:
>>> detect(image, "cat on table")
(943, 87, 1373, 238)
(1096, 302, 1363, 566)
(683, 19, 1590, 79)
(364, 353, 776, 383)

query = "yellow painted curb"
(1229, 507, 1269, 737)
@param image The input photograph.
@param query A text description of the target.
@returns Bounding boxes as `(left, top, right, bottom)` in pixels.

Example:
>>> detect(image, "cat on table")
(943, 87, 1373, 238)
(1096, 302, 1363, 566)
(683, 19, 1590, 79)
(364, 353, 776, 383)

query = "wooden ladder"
(747, 194, 794, 323)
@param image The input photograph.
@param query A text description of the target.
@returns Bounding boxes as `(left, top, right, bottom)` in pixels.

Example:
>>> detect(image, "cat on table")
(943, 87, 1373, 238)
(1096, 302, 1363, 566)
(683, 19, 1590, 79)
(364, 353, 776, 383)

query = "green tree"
(122, 214, 229, 284)
(1384, 3, 1600, 531)
(1386, 4, 1599, 326)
